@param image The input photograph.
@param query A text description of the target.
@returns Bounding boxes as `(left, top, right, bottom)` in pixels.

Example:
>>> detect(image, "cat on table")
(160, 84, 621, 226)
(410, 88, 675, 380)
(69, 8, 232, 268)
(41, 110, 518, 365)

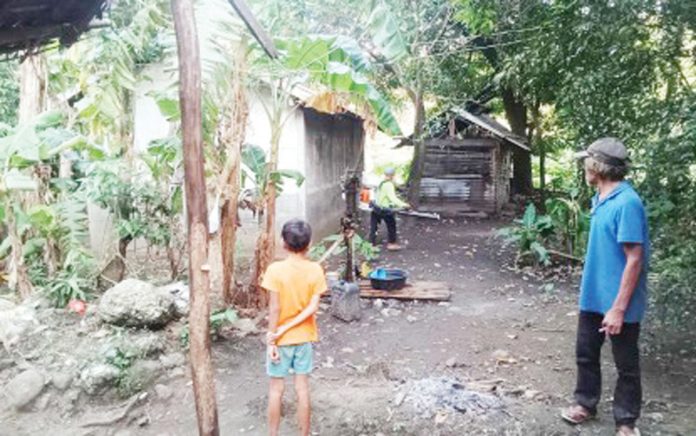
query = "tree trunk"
(530, 104, 545, 205)
(502, 88, 532, 195)
(121, 89, 135, 167)
(221, 46, 249, 306)
(18, 54, 46, 124)
(406, 89, 425, 206)
(171, 1, 219, 435)
(8, 54, 47, 298)
(251, 119, 281, 308)
(5, 202, 32, 297)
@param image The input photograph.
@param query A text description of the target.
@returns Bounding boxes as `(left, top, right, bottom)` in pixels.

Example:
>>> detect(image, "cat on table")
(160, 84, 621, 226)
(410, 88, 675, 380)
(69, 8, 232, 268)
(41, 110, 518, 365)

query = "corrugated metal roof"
(457, 110, 530, 152)
(0, 0, 107, 56)
(396, 107, 531, 152)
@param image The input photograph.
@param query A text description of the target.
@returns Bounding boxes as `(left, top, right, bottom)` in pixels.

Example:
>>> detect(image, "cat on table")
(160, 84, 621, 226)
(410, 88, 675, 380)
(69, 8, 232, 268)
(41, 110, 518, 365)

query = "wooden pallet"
(357, 280, 451, 301)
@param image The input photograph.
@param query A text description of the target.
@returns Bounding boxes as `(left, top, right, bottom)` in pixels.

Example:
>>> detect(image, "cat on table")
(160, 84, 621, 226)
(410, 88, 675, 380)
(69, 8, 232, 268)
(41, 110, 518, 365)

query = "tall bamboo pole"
(170, 0, 219, 434)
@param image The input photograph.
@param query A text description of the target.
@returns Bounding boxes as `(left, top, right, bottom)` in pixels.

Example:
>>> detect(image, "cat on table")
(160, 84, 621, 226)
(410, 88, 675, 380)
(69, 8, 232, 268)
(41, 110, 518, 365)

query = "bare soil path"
(3, 217, 695, 435)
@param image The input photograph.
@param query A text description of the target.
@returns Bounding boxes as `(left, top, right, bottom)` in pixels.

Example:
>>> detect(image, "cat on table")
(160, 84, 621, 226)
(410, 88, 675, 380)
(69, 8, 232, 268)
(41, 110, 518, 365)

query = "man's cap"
(384, 167, 396, 176)
(575, 137, 629, 166)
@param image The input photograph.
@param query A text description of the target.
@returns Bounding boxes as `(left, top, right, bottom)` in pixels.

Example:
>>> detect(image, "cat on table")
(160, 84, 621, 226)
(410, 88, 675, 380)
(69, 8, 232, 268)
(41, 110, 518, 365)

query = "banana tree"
(178, 2, 403, 307)
(241, 33, 403, 306)
(0, 111, 97, 298)
(240, 143, 305, 220)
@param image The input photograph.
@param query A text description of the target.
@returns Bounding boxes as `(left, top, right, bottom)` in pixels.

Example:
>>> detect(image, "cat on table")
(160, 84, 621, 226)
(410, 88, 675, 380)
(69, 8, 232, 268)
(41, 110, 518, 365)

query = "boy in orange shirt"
(263, 219, 327, 436)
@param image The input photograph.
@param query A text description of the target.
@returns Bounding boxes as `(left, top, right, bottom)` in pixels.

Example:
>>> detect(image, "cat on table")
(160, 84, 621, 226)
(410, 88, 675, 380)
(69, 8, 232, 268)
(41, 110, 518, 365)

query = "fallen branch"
(547, 249, 583, 263)
(80, 393, 144, 427)
(317, 237, 344, 264)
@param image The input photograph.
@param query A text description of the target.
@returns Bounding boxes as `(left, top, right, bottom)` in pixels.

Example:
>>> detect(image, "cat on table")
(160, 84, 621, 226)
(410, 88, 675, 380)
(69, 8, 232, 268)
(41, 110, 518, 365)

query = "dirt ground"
(3, 217, 696, 435)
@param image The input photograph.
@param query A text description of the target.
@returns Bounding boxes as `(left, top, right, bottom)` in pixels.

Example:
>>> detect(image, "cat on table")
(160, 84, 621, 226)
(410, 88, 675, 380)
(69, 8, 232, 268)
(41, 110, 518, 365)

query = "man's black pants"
(575, 311, 642, 427)
(369, 208, 397, 244)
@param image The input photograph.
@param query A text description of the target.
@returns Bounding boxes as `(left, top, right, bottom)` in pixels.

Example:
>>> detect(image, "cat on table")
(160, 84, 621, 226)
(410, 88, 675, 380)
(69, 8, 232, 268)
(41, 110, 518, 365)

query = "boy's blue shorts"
(267, 343, 313, 378)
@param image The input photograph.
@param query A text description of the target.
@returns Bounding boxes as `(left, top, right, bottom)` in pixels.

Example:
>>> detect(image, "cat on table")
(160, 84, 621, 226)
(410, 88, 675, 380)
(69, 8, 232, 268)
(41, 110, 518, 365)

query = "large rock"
(126, 359, 162, 390)
(79, 363, 120, 395)
(0, 300, 37, 350)
(130, 332, 167, 357)
(99, 279, 177, 328)
(159, 352, 186, 369)
(158, 281, 189, 317)
(4, 369, 45, 409)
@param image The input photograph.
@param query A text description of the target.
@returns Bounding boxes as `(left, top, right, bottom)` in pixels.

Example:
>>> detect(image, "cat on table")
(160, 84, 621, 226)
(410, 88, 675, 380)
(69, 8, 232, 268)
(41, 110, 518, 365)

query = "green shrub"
(545, 189, 590, 258)
(498, 204, 554, 266)
(180, 308, 239, 348)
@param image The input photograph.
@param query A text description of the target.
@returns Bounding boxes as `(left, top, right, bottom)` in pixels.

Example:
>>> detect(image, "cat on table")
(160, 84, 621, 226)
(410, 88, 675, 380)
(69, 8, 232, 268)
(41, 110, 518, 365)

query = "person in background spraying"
(369, 167, 410, 251)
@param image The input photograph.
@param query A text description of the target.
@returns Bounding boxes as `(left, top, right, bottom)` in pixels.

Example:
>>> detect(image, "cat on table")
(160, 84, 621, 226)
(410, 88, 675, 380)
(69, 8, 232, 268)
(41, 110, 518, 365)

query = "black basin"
(369, 268, 407, 291)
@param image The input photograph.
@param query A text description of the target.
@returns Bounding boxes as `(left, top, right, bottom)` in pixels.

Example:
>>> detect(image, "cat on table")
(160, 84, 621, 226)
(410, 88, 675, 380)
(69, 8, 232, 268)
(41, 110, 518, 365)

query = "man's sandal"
(616, 426, 641, 436)
(561, 405, 595, 425)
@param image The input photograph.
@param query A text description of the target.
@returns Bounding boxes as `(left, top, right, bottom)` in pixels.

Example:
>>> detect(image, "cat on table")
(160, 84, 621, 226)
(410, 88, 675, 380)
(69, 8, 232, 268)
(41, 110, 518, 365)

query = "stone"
(35, 392, 51, 410)
(492, 349, 512, 361)
(79, 363, 120, 395)
(229, 318, 259, 337)
(131, 333, 167, 357)
(645, 412, 664, 424)
(138, 414, 151, 427)
(0, 298, 15, 311)
(0, 358, 15, 371)
(169, 367, 186, 379)
(159, 352, 186, 369)
(51, 372, 74, 391)
(330, 282, 361, 322)
(523, 389, 542, 400)
(154, 383, 173, 400)
(99, 279, 176, 328)
(65, 388, 81, 404)
(445, 358, 457, 368)
(4, 369, 46, 409)
(128, 360, 162, 388)
(394, 392, 406, 406)
(157, 281, 189, 318)
(0, 301, 37, 350)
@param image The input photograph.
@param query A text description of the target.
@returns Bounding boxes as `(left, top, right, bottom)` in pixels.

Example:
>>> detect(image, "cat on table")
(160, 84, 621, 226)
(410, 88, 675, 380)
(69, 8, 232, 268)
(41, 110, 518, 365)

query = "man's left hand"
(600, 308, 625, 335)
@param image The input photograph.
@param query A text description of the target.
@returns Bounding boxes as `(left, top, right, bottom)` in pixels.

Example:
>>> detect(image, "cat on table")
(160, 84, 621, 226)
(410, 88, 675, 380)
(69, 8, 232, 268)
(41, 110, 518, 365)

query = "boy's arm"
(267, 290, 280, 344)
(273, 294, 321, 340)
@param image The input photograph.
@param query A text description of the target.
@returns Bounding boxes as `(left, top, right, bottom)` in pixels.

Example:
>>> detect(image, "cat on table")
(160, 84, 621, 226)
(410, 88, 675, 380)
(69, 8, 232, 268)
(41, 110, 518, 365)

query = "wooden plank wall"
(419, 137, 502, 213)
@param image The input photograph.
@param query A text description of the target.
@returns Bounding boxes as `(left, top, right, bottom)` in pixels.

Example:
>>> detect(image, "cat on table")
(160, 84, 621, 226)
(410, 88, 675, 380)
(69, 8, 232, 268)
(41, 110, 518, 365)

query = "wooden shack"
(417, 109, 530, 215)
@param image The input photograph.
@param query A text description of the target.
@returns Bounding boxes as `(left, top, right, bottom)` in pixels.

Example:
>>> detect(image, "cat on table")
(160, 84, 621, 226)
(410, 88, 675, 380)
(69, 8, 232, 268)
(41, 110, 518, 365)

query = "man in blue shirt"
(561, 138, 649, 436)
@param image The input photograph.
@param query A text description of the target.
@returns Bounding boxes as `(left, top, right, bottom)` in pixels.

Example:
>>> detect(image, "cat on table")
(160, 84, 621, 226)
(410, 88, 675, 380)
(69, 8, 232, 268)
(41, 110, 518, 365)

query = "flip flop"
(561, 405, 595, 425)
(616, 426, 641, 436)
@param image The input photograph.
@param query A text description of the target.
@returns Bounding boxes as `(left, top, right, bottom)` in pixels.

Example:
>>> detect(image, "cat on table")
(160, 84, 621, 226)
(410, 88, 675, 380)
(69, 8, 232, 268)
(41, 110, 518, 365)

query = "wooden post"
(170, 1, 219, 435)
(227, 0, 279, 59)
(342, 173, 359, 282)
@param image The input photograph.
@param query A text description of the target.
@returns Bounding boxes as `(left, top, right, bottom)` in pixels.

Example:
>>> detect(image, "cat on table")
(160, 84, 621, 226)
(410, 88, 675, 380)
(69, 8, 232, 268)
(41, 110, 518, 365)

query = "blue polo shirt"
(579, 182, 650, 323)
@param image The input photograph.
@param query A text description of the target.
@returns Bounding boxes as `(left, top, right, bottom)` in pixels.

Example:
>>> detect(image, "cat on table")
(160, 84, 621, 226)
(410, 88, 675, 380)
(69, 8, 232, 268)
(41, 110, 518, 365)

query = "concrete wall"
(244, 94, 307, 234)
(128, 67, 363, 256)
(302, 107, 365, 240)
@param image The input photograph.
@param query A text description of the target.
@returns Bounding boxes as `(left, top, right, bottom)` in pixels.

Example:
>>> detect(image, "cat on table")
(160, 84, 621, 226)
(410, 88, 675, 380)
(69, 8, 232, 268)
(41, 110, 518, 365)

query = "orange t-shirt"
(261, 257, 327, 346)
